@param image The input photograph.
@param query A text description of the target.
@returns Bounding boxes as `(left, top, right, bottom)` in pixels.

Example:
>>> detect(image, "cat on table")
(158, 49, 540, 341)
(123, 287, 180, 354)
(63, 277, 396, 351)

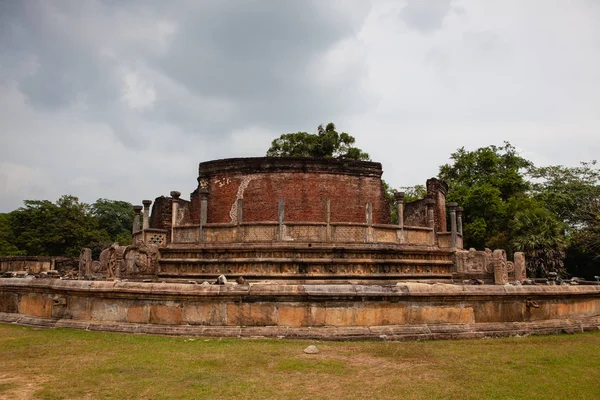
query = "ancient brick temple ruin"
(78, 157, 523, 284)
(2, 157, 599, 340)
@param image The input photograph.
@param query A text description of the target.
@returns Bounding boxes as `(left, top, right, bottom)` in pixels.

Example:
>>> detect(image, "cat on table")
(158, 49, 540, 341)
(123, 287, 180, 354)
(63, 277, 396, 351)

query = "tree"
(438, 143, 600, 278)
(266, 122, 370, 160)
(509, 201, 568, 277)
(399, 185, 427, 203)
(8, 195, 109, 257)
(438, 142, 532, 251)
(0, 213, 25, 256)
(530, 161, 600, 227)
(92, 199, 134, 245)
(529, 161, 600, 279)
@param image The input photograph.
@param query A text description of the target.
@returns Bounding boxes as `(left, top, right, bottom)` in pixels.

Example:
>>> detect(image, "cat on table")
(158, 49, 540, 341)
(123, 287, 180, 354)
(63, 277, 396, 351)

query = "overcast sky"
(1, 0, 599, 212)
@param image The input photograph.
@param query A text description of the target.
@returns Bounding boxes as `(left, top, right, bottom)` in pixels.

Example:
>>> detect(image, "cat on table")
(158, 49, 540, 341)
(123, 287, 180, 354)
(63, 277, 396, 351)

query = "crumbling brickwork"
(195, 158, 391, 224)
(426, 178, 448, 232)
(404, 199, 428, 227)
(150, 196, 192, 229)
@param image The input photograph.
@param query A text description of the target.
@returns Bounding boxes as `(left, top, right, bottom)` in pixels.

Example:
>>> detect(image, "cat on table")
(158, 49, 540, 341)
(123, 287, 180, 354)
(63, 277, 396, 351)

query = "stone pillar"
(456, 207, 463, 236)
(325, 198, 331, 242)
(366, 202, 373, 242)
(395, 192, 405, 243)
(492, 249, 509, 285)
(236, 198, 243, 242)
(514, 252, 527, 282)
(426, 199, 435, 229)
(394, 192, 405, 229)
(278, 197, 285, 241)
(170, 191, 181, 243)
(448, 202, 458, 248)
(199, 188, 209, 242)
(142, 200, 152, 230)
(132, 205, 143, 234)
(78, 248, 92, 279)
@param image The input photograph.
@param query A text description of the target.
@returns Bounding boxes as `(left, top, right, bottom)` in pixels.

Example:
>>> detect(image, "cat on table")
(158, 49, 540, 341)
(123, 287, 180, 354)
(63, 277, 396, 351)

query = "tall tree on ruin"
(266, 122, 370, 160)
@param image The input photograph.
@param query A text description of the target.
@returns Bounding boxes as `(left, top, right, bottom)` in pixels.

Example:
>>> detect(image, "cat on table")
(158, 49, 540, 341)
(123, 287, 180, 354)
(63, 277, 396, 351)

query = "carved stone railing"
(143, 229, 168, 246)
(172, 226, 198, 244)
(168, 221, 453, 247)
(437, 232, 463, 249)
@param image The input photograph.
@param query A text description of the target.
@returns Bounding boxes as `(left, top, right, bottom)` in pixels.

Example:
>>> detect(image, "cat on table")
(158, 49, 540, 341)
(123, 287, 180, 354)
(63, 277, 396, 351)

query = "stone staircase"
(157, 243, 455, 283)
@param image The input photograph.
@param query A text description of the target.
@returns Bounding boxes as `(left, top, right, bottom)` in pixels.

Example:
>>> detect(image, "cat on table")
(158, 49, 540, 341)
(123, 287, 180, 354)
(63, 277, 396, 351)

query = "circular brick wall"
(190, 157, 391, 225)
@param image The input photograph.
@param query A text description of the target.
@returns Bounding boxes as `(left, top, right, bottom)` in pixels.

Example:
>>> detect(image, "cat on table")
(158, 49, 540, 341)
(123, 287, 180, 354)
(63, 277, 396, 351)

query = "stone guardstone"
(514, 252, 526, 282)
(303, 345, 319, 354)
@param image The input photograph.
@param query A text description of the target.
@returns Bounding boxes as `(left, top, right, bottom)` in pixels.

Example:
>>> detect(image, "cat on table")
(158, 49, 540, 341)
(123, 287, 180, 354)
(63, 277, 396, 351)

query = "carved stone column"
(492, 249, 509, 285)
(426, 199, 435, 229)
(142, 200, 152, 230)
(132, 205, 143, 234)
(514, 252, 527, 282)
(78, 248, 92, 279)
(170, 191, 181, 244)
(448, 202, 458, 248)
(395, 192, 405, 244)
(198, 188, 209, 242)
(278, 197, 285, 241)
(394, 192, 405, 229)
(325, 198, 331, 242)
(236, 198, 243, 242)
(456, 207, 463, 236)
(365, 202, 373, 242)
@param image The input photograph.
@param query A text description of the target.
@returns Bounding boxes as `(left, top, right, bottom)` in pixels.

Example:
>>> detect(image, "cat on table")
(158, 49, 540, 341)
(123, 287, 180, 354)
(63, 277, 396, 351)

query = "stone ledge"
(2, 279, 600, 299)
(198, 157, 383, 178)
(2, 313, 598, 341)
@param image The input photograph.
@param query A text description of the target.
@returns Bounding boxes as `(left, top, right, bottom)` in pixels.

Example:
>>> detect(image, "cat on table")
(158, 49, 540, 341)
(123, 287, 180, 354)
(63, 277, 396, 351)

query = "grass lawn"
(0, 323, 599, 400)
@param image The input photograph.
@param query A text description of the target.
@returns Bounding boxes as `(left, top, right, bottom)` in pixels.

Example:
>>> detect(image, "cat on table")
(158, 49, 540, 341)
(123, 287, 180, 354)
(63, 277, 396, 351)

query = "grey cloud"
(399, 0, 456, 33)
(1, 1, 372, 146)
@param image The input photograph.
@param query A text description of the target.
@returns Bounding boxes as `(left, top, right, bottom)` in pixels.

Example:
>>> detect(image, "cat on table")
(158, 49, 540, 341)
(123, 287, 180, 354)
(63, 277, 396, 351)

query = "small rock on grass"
(303, 345, 319, 354)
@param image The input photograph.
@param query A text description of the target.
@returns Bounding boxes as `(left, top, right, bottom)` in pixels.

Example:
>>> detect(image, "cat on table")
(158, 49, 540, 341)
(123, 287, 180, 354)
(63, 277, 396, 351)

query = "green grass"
(0, 324, 599, 400)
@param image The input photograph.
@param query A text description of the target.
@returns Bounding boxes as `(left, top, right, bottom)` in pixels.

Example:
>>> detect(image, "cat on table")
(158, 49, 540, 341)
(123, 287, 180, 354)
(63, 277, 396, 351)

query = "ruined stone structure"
(2, 157, 597, 340)
(80, 157, 480, 283)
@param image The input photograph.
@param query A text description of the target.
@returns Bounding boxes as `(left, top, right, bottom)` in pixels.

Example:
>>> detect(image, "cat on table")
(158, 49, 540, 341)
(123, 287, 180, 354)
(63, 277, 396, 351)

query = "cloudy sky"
(1, 0, 599, 212)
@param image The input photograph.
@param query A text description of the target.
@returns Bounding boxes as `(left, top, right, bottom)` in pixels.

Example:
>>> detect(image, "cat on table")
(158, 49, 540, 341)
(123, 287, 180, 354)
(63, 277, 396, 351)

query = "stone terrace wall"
(0, 257, 53, 274)
(192, 158, 391, 225)
(1, 279, 599, 340)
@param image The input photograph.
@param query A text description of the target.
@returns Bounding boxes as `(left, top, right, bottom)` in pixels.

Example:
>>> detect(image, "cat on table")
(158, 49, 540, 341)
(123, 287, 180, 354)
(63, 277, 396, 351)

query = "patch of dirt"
(0, 373, 49, 400)
(306, 346, 427, 371)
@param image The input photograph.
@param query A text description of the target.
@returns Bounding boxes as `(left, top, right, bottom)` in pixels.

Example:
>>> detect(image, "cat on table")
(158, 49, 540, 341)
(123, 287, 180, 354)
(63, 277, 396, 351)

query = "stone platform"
(1, 279, 599, 340)
(157, 243, 455, 282)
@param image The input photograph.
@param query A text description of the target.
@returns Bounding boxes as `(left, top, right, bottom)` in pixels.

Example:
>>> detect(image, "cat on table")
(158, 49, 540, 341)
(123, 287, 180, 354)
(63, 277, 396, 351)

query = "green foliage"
(382, 181, 398, 224)
(437, 142, 595, 277)
(530, 161, 600, 226)
(91, 199, 135, 246)
(266, 122, 370, 160)
(439, 142, 532, 252)
(0, 196, 134, 258)
(0, 214, 25, 256)
(509, 201, 568, 276)
(401, 185, 427, 203)
(530, 161, 600, 277)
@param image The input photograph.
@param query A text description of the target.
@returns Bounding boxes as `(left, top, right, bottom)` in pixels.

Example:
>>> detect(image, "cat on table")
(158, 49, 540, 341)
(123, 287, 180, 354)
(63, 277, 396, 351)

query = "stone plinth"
(1, 279, 599, 340)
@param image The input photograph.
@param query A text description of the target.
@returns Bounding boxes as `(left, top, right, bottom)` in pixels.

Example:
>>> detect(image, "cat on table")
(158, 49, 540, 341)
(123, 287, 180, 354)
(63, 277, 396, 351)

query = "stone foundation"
(1, 279, 599, 340)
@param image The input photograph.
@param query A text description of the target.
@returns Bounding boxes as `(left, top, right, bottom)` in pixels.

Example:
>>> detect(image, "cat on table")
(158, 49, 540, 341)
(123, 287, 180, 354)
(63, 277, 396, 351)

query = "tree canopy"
(266, 122, 370, 160)
(438, 142, 599, 278)
(0, 196, 134, 258)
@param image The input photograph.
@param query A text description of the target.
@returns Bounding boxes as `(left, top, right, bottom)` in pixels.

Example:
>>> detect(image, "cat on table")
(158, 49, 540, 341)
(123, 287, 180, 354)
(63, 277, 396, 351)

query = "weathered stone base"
(1, 279, 599, 341)
(1, 313, 598, 341)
